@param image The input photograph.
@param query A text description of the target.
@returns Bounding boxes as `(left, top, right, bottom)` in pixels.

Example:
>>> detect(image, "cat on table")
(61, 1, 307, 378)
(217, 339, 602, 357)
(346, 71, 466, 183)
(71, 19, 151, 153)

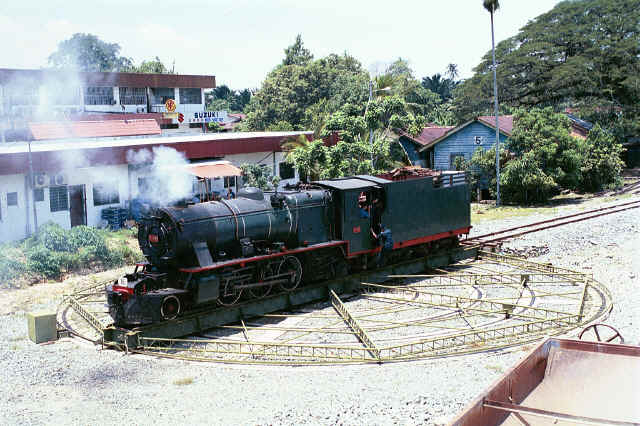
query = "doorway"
(69, 185, 87, 227)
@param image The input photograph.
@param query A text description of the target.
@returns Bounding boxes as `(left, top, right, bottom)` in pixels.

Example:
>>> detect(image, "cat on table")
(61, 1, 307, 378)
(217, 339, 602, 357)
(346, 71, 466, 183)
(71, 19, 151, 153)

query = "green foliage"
(48, 33, 133, 72)
(509, 107, 584, 191)
(580, 125, 625, 191)
(206, 85, 253, 113)
(455, 0, 640, 131)
(240, 164, 277, 190)
(282, 34, 314, 66)
(286, 137, 399, 181)
(207, 122, 223, 132)
(500, 152, 558, 204)
(19, 223, 139, 280)
(468, 108, 623, 204)
(132, 56, 173, 74)
(421, 73, 457, 101)
(0, 245, 26, 283)
(243, 36, 370, 131)
(466, 147, 510, 201)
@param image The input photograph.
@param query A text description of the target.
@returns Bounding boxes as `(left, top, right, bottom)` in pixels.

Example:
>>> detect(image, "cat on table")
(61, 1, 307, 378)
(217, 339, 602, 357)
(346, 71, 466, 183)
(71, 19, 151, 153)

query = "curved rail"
(466, 199, 640, 245)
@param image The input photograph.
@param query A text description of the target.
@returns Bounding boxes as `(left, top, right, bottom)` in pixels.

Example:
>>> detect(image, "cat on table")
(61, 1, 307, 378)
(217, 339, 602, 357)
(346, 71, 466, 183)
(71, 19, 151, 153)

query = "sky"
(1, 0, 560, 89)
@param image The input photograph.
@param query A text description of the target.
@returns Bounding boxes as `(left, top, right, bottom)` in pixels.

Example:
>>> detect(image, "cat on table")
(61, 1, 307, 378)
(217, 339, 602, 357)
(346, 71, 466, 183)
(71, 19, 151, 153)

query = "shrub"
(25, 245, 64, 279)
(0, 246, 26, 283)
(500, 152, 558, 204)
(580, 124, 625, 192)
(37, 223, 70, 252)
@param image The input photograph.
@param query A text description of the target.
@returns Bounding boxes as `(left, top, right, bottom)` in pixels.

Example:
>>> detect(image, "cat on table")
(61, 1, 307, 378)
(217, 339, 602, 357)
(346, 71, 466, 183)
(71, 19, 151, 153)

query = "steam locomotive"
(106, 173, 470, 326)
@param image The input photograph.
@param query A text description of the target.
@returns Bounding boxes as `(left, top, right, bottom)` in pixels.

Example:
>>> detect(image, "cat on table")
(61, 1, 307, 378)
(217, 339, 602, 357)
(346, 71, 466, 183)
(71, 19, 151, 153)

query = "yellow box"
(27, 311, 57, 344)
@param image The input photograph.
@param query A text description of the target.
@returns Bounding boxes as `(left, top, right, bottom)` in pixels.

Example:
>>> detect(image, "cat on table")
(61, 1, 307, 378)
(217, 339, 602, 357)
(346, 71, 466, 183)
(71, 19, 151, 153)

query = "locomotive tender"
(107, 173, 471, 325)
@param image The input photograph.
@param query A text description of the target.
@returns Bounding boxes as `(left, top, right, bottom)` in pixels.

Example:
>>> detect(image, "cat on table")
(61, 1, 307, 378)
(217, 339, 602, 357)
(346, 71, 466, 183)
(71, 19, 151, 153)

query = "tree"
(240, 164, 278, 190)
(508, 107, 584, 191)
(282, 34, 314, 66)
(580, 125, 625, 192)
(286, 137, 398, 182)
(48, 33, 133, 72)
(206, 85, 253, 113)
(133, 56, 173, 74)
(456, 0, 640, 134)
(243, 51, 369, 131)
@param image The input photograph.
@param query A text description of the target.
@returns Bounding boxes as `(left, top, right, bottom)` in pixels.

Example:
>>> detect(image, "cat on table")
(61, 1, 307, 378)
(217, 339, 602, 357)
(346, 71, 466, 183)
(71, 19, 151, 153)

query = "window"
(279, 162, 295, 180)
(7, 192, 17, 206)
(450, 153, 466, 170)
(34, 188, 44, 202)
(179, 88, 202, 104)
(84, 86, 114, 105)
(151, 87, 175, 105)
(50, 185, 68, 212)
(120, 87, 146, 105)
(93, 182, 120, 206)
(224, 176, 236, 188)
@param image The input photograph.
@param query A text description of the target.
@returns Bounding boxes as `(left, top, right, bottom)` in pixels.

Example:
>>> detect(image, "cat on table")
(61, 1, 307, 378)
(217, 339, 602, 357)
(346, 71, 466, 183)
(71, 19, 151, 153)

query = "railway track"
(59, 250, 613, 365)
(465, 199, 640, 246)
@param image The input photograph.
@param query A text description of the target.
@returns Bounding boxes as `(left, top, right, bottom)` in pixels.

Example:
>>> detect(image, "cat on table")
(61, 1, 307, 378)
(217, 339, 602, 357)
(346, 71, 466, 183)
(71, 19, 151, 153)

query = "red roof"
(29, 119, 161, 140)
(477, 115, 514, 135)
(400, 126, 454, 146)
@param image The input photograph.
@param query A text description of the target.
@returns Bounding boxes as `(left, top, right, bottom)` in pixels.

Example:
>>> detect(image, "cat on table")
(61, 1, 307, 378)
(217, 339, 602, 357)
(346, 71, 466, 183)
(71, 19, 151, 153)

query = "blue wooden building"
(418, 116, 511, 170)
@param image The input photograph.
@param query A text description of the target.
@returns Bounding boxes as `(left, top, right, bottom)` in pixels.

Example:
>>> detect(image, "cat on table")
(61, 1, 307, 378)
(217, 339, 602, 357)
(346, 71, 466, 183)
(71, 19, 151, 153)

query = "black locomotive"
(106, 173, 470, 326)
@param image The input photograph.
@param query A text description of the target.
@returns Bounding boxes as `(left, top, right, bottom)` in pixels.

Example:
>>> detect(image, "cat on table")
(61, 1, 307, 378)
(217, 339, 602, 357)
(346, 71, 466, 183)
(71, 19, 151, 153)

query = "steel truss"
(72, 252, 612, 365)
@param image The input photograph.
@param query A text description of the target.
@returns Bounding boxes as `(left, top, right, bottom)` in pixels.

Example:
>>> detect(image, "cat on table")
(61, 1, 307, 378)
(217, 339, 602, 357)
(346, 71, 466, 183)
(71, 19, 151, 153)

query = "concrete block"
(27, 311, 57, 344)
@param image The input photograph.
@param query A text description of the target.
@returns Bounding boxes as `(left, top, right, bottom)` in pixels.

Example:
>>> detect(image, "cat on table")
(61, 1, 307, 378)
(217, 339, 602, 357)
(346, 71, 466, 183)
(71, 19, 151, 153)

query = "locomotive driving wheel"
(218, 279, 243, 306)
(249, 265, 274, 299)
(278, 255, 303, 291)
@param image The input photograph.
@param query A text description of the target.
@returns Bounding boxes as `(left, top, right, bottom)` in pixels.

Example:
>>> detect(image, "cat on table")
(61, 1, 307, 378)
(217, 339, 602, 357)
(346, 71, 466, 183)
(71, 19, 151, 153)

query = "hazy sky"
(2, 0, 560, 89)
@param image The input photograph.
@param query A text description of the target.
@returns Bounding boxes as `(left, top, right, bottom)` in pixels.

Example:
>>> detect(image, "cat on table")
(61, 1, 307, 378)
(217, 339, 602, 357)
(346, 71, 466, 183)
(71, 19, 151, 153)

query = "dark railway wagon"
(107, 172, 470, 326)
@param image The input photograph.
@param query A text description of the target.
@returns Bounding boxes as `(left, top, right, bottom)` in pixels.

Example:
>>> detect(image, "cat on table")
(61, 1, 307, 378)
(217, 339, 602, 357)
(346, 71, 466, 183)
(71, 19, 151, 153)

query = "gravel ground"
(1, 194, 638, 426)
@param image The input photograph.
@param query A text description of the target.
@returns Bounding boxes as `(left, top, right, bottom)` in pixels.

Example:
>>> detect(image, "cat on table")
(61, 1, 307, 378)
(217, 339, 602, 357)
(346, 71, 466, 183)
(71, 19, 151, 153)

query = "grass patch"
(172, 377, 195, 386)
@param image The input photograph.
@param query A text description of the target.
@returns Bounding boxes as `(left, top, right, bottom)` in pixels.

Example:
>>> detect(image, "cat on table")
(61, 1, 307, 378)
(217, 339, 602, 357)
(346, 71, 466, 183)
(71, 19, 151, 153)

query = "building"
(400, 114, 592, 170)
(0, 68, 216, 140)
(0, 131, 311, 243)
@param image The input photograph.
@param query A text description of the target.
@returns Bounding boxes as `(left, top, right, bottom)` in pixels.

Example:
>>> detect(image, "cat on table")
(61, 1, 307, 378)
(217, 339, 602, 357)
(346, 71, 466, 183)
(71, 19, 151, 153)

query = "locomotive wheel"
(278, 255, 303, 292)
(160, 295, 181, 320)
(218, 280, 243, 306)
(249, 268, 273, 299)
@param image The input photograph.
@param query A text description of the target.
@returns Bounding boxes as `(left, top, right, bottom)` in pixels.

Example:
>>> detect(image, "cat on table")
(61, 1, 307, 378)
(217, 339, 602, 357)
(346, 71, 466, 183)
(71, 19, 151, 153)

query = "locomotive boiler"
(107, 173, 471, 326)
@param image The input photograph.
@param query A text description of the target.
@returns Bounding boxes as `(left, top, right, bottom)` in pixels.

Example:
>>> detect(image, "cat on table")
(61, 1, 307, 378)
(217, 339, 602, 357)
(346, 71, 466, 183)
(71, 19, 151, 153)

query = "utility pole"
(490, 4, 501, 206)
(28, 140, 37, 234)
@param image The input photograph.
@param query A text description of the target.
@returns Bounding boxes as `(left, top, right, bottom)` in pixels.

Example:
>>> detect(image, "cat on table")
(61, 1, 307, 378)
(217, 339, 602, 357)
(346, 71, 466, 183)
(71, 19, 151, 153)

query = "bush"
(25, 245, 65, 279)
(0, 246, 26, 283)
(580, 124, 625, 192)
(500, 152, 558, 204)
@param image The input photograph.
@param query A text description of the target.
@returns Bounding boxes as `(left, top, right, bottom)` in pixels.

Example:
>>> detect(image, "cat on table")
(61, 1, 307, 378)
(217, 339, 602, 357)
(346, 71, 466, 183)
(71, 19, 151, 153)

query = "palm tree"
(484, 0, 501, 206)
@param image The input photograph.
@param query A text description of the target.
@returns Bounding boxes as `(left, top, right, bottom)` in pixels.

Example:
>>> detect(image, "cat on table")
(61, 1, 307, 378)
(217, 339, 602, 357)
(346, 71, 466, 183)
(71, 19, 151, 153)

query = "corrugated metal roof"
(29, 119, 161, 140)
(477, 115, 514, 135)
(314, 178, 380, 190)
(0, 131, 313, 155)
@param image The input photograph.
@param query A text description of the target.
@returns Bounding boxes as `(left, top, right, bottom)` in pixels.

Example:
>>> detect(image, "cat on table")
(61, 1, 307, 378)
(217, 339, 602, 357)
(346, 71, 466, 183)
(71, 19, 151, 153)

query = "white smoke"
(127, 146, 194, 205)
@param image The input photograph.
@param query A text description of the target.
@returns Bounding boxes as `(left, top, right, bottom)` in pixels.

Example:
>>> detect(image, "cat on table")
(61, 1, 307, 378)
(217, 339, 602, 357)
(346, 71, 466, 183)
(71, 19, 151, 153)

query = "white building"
(0, 68, 216, 140)
(0, 131, 312, 243)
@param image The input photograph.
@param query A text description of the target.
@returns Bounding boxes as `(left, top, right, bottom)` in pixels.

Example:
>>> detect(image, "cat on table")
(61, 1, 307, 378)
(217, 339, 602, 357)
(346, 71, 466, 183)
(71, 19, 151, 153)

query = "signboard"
(189, 110, 228, 124)
(165, 99, 177, 112)
(163, 112, 178, 119)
